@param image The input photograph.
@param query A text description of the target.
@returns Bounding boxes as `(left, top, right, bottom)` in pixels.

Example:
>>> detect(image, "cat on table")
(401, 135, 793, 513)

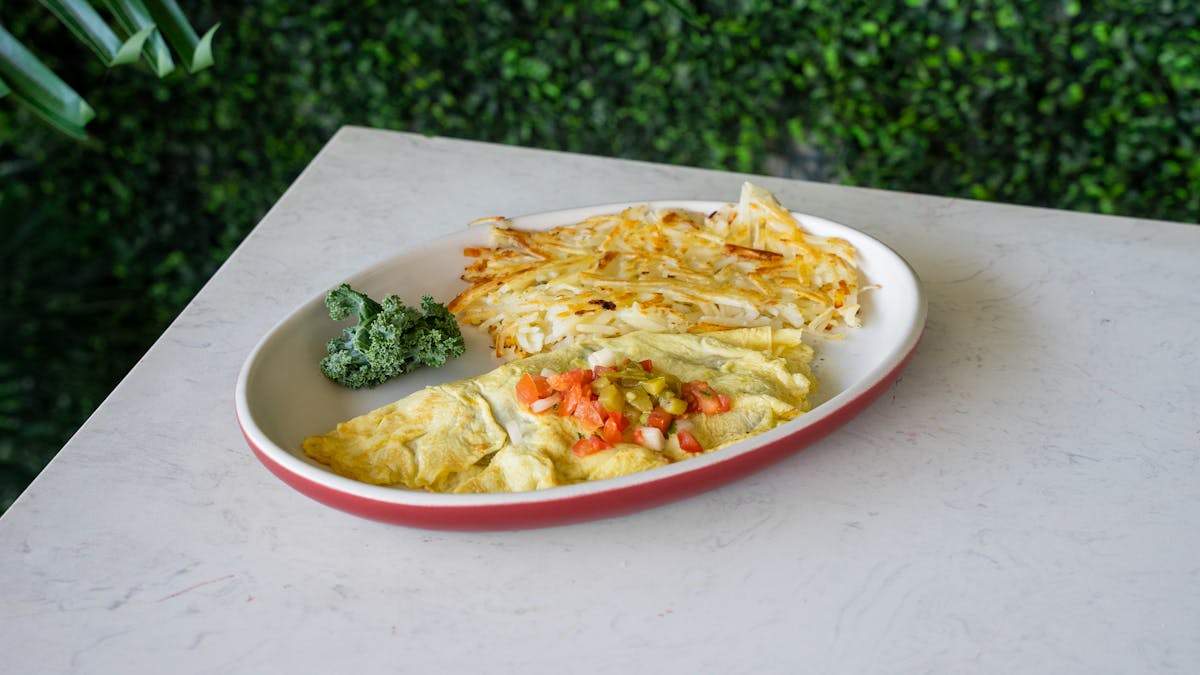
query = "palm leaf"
(0, 25, 94, 138)
(141, 0, 218, 73)
(102, 0, 175, 77)
(40, 0, 154, 67)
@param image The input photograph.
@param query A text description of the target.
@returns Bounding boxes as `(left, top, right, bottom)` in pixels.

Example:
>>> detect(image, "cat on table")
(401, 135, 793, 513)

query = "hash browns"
(448, 182, 865, 359)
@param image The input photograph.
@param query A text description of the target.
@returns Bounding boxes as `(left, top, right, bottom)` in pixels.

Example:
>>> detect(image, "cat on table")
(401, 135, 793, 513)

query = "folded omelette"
(301, 327, 815, 493)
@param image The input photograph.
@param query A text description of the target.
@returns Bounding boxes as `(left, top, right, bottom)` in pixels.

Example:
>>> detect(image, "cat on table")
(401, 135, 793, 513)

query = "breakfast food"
(302, 327, 814, 493)
(448, 182, 864, 359)
(302, 185, 869, 493)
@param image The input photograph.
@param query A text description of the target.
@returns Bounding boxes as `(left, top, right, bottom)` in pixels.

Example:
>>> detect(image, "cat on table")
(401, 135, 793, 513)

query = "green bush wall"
(1, 0, 1197, 508)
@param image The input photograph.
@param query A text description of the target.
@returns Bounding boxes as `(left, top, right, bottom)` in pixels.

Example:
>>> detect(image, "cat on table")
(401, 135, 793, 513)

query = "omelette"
(302, 327, 816, 493)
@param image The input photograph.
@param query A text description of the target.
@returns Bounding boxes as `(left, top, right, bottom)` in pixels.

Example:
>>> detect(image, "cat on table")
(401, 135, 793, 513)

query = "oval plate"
(235, 200, 927, 530)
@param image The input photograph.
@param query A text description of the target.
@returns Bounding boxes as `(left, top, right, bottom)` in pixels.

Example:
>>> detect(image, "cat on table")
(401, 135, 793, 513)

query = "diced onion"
(635, 426, 665, 451)
(587, 347, 618, 369)
(530, 393, 561, 413)
(503, 421, 524, 446)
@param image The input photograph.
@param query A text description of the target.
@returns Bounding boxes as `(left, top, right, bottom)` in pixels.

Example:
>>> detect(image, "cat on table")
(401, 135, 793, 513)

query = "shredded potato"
(448, 182, 865, 359)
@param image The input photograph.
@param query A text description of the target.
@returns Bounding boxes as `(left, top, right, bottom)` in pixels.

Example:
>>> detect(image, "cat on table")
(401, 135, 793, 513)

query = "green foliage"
(788, 0, 1200, 217)
(1, 0, 1197, 509)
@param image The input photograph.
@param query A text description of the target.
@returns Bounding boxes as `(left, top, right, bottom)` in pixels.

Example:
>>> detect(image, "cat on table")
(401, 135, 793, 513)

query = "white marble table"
(2, 126, 1197, 674)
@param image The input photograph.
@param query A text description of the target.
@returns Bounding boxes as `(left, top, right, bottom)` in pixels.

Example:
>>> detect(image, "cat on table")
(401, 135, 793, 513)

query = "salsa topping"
(514, 356, 732, 457)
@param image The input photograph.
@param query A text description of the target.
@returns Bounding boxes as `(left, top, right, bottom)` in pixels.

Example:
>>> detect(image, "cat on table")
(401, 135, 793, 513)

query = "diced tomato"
(681, 380, 732, 415)
(676, 429, 703, 453)
(557, 381, 589, 417)
(713, 393, 732, 413)
(600, 415, 624, 444)
(547, 368, 593, 392)
(638, 359, 653, 372)
(572, 435, 611, 457)
(573, 399, 606, 434)
(557, 388, 577, 416)
(645, 408, 674, 435)
(515, 373, 553, 405)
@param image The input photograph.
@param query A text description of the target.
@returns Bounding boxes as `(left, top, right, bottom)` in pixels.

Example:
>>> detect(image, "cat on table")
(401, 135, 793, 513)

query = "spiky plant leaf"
(102, 0, 175, 77)
(40, 0, 153, 67)
(141, 0, 218, 73)
(0, 24, 94, 138)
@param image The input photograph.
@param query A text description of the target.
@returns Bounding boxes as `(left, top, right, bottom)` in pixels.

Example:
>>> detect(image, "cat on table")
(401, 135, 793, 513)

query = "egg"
(301, 327, 815, 493)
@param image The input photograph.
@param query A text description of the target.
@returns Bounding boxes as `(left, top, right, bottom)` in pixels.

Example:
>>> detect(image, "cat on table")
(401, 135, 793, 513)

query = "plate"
(235, 200, 926, 530)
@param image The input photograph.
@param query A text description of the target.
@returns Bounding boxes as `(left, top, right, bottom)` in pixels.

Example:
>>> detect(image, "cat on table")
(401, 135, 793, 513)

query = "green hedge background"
(2, 0, 1197, 510)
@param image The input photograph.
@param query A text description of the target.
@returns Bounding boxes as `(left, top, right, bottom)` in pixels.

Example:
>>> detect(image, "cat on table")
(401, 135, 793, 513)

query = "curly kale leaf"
(318, 284, 466, 388)
(325, 283, 382, 322)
